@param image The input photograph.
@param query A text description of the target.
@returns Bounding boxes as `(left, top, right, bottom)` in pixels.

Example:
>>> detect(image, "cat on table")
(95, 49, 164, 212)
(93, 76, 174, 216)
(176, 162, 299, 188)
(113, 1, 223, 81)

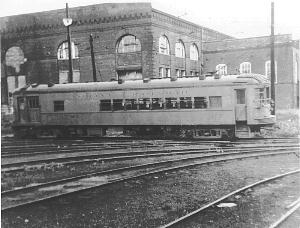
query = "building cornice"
(0, 3, 152, 36)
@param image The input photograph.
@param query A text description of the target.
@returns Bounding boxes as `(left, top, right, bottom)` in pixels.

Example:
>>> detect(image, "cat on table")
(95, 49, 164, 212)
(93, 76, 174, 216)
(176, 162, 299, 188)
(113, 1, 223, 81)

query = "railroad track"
(160, 169, 300, 228)
(1, 137, 298, 159)
(1, 145, 211, 170)
(2, 147, 299, 211)
(1, 140, 213, 157)
(269, 197, 300, 228)
(2, 145, 299, 172)
(2, 137, 298, 151)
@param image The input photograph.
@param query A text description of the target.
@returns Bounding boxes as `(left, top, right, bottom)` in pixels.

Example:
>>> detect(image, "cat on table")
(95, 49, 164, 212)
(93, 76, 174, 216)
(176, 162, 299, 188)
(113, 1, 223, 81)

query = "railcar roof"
(14, 73, 269, 94)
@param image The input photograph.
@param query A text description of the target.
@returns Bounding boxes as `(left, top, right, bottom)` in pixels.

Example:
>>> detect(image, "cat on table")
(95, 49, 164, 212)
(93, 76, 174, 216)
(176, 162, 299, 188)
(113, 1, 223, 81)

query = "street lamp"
(63, 3, 73, 83)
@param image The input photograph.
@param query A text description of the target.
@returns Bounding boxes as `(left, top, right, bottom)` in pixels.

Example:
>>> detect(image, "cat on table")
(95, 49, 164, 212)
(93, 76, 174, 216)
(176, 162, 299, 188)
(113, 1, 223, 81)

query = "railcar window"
(27, 96, 39, 108)
(180, 97, 192, 109)
(113, 99, 123, 111)
(100, 100, 111, 111)
(209, 96, 222, 108)
(211, 130, 217, 136)
(54, 101, 64, 112)
(138, 98, 151, 110)
(194, 97, 207, 109)
(236, 89, 246, 104)
(125, 99, 138, 110)
(256, 88, 265, 99)
(152, 98, 164, 110)
(17, 97, 25, 110)
(255, 88, 265, 106)
(166, 98, 178, 109)
(266, 87, 270, 98)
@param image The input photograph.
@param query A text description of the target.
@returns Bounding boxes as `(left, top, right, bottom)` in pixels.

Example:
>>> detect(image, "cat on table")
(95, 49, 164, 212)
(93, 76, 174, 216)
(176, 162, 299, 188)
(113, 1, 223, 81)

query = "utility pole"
(89, 34, 97, 82)
(63, 3, 73, 83)
(270, 2, 276, 115)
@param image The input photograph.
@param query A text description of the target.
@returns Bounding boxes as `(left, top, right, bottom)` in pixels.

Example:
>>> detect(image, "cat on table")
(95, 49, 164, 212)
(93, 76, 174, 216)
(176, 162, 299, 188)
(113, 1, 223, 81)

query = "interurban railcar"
(12, 73, 275, 139)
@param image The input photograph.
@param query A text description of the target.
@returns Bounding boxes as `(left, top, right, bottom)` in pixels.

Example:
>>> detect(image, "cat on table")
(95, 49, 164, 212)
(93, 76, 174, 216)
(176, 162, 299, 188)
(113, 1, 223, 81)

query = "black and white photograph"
(1, 0, 299, 227)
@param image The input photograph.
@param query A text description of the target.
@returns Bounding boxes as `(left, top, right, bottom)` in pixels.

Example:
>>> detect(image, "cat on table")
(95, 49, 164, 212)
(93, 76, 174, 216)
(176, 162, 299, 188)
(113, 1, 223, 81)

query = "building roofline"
(0, 2, 151, 19)
(152, 8, 234, 39)
(0, 2, 152, 33)
(203, 34, 292, 43)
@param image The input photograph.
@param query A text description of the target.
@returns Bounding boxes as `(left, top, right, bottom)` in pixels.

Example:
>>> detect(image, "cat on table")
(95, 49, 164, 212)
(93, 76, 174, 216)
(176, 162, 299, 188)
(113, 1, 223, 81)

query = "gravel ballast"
(171, 172, 300, 228)
(2, 153, 299, 228)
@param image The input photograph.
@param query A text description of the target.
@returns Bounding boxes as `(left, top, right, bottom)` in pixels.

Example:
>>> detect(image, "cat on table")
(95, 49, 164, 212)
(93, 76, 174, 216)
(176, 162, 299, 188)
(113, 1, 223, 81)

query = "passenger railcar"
(12, 73, 275, 139)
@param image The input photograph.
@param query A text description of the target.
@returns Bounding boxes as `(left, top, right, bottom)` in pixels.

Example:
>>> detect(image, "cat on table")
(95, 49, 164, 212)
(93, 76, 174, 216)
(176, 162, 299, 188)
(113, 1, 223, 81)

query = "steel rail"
(1, 146, 127, 158)
(3, 147, 269, 193)
(2, 146, 298, 172)
(5, 147, 293, 194)
(0, 141, 215, 156)
(1, 136, 298, 143)
(269, 203, 300, 228)
(2, 140, 298, 160)
(2, 137, 297, 147)
(2, 137, 297, 150)
(160, 169, 300, 228)
(1, 139, 228, 154)
(1, 141, 161, 152)
(1, 140, 158, 149)
(1, 142, 154, 152)
(2, 138, 297, 151)
(1, 147, 211, 169)
(2, 149, 298, 211)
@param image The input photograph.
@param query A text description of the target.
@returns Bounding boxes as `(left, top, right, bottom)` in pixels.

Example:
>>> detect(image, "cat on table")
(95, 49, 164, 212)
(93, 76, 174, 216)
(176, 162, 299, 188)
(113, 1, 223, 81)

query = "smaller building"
(203, 34, 300, 109)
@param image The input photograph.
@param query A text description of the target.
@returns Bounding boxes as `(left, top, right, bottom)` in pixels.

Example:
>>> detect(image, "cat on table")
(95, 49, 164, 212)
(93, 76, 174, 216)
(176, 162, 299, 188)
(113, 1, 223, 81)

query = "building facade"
(1, 2, 299, 113)
(203, 35, 300, 109)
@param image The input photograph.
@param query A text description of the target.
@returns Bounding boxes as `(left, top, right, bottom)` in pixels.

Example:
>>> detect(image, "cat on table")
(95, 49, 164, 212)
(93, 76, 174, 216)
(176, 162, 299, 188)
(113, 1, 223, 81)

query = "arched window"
(265, 60, 278, 83)
(57, 42, 79, 60)
(159, 35, 170, 55)
(5, 46, 27, 94)
(117, 35, 141, 53)
(216, 64, 227, 75)
(175, 40, 185, 58)
(5, 46, 26, 73)
(190, 44, 199, 61)
(240, 62, 251, 74)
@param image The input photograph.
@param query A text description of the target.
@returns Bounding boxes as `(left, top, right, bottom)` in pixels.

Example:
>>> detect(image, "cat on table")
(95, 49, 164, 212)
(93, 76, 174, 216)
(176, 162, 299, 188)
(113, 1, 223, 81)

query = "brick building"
(1, 2, 299, 113)
(203, 35, 300, 109)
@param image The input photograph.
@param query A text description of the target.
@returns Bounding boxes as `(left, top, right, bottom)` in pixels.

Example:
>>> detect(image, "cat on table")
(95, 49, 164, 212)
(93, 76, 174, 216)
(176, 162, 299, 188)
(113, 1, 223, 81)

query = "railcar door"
(17, 97, 27, 123)
(235, 89, 247, 121)
(27, 96, 41, 122)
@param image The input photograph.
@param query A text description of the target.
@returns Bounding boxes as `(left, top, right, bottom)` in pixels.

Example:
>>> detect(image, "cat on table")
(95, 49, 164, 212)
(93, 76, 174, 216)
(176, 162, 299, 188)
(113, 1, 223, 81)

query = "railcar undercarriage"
(13, 124, 248, 140)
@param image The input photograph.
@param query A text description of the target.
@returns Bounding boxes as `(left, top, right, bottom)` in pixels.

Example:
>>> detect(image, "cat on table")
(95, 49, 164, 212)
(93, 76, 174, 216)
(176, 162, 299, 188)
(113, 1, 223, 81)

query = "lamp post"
(63, 3, 73, 83)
